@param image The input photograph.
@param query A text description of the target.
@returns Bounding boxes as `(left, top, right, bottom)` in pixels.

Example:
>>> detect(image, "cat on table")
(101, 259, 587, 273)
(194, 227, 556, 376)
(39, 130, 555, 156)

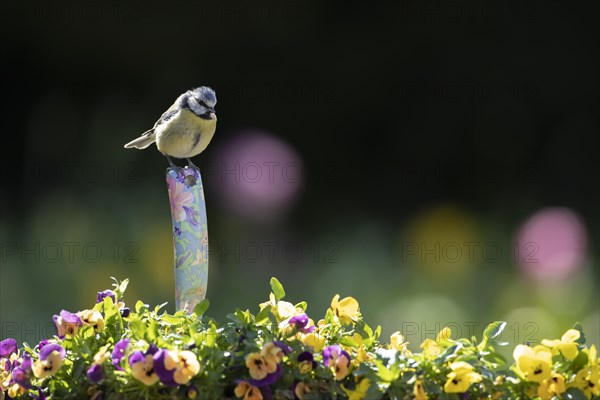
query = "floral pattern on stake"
(166, 166, 208, 313)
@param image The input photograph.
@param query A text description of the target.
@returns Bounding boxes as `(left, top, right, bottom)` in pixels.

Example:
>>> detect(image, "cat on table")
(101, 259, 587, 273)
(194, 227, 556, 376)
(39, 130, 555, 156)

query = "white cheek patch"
(187, 97, 203, 115)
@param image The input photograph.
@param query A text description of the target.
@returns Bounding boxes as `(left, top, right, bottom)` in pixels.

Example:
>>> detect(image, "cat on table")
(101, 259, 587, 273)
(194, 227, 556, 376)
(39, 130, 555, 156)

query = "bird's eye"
(198, 100, 209, 108)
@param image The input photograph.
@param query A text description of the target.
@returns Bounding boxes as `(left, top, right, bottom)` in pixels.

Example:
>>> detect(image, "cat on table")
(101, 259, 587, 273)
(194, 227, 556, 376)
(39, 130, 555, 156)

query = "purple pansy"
(120, 307, 131, 318)
(288, 314, 315, 333)
(112, 339, 130, 370)
(37, 340, 50, 351)
(128, 350, 145, 367)
(96, 290, 116, 304)
(0, 338, 17, 358)
(53, 310, 82, 339)
(297, 351, 317, 369)
(39, 344, 66, 361)
(273, 341, 292, 355)
(248, 364, 283, 387)
(12, 366, 32, 388)
(86, 363, 104, 384)
(322, 345, 350, 367)
(153, 349, 177, 387)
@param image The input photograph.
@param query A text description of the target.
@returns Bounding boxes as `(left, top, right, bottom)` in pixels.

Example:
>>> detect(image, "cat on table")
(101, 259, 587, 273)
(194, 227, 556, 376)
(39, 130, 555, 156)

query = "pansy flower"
(153, 349, 200, 386)
(11, 353, 33, 392)
(297, 352, 316, 374)
(537, 372, 566, 399)
(389, 332, 409, 352)
(569, 344, 599, 398)
(513, 344, 552, 383)
(330, 294, 360, 325)
(443, 361, 482, 393)
(86, 363, 104, 384)
(78, 310, 105, 333)
(287, 314, 315, 334)
(235, 380, 263, 400)
(129, 345, 159, 385)
(112, 339, 130, 370)
(96, 290, 116, 304)
(32, 344, 65, 379)
(0, 339, 17, 359)
(322, 345, 351, 380)
(261, 342, 289, 366)
(53, 310, 82, 339)
(293, 381, 311, 399)
(414, 379, 427, 400)
(299, 332, 325, 352)
(92, 344, 111, 365)
(541, 328, 580, 360)
(245, 352, 277, 381)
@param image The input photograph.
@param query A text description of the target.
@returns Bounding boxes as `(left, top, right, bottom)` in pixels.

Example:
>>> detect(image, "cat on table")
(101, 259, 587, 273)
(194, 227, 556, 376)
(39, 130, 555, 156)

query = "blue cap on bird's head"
(189, 86, 217, 107)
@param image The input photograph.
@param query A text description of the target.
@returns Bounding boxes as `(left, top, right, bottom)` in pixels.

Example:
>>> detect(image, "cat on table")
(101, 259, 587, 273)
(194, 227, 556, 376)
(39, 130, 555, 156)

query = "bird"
(124, 86, 217, 168)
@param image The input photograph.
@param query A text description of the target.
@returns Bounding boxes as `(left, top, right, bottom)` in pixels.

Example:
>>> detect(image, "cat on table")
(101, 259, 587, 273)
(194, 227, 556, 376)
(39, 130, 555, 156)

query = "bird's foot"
(166, 156, 177, 169)
(186, 158, 198, 169)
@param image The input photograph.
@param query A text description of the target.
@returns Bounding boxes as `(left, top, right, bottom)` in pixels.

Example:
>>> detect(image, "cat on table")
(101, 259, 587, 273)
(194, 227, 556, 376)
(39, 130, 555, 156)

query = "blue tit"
(124, 86, 217, 168)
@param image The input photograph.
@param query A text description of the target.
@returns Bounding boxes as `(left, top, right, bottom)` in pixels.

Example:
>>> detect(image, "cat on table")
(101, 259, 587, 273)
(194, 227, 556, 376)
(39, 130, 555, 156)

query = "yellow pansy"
(389, 332, 409, 352)
(130, 353, 159, 385)
(443, 361, 482, 393)
(541, 329, 580, 360)
(513, 344, 552, 382)
(300, 332, 325, 352)
(7, 383, 25, 398)
(421, 339, 440, 358)
(32, 345, 66, 379)
(234, 381, 263, 400)
(330, 294, 361, 325)
(436, 327, 453, 345)
(78, 309, 105, 333)
(294, 381, 311, 400)
(414, 379, 428, 399)
(261, 342, 285, 365)
(163, 350, 200, 385)
(569, 345, 599, 399)
(537, 373, 566, 400)
(245, 353, 276, 380)
(93, 344, 111, 364)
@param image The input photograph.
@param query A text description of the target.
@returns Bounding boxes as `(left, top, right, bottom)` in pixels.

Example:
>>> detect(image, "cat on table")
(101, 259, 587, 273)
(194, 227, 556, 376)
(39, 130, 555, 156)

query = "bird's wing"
(151, 105, 180, 131)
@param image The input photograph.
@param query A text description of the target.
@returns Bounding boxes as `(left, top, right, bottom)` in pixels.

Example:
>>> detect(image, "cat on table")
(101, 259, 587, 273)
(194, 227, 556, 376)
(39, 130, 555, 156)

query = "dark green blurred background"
(1, 1, 598, 353)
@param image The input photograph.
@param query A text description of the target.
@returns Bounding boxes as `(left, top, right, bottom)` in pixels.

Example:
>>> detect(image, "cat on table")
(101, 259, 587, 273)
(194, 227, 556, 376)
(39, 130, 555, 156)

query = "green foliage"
(0, 278, 598, 399)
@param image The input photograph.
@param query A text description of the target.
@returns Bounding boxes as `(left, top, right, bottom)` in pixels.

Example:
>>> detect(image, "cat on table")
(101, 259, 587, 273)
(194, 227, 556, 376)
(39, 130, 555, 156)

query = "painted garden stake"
(166, 166, 208, 313)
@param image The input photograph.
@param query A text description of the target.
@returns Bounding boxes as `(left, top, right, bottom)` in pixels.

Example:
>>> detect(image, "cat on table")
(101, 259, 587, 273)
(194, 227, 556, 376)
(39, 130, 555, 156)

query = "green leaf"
(479, 321, 506, 350)
(572, 322, 586, 345)
(118, 278, 129, 295)
(375, 359, 399, 382)
(255, 306, 271, 325)
(193, 299, 210, 316)
(270, 277, 285, 301)
(339, 336, 358, 347)
(567, 350, 589, 374)
(161, 314, 182, 325)
(483, 321, 506, 341)
(135, 300, 148, 314)
(128, 318, 146, 337)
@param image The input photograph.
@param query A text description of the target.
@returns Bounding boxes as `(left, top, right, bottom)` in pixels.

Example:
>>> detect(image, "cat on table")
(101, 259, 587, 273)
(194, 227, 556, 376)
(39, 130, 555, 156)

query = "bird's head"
(185, 86, 217, 120)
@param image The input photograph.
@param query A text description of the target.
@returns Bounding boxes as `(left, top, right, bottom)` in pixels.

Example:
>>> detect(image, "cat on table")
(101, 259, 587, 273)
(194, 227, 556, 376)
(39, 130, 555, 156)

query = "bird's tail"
(124, 131, 156, 149)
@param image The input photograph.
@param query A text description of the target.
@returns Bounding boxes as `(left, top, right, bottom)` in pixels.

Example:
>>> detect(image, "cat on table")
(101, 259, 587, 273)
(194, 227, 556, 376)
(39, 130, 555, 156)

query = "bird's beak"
(208, 108, 215, 114)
